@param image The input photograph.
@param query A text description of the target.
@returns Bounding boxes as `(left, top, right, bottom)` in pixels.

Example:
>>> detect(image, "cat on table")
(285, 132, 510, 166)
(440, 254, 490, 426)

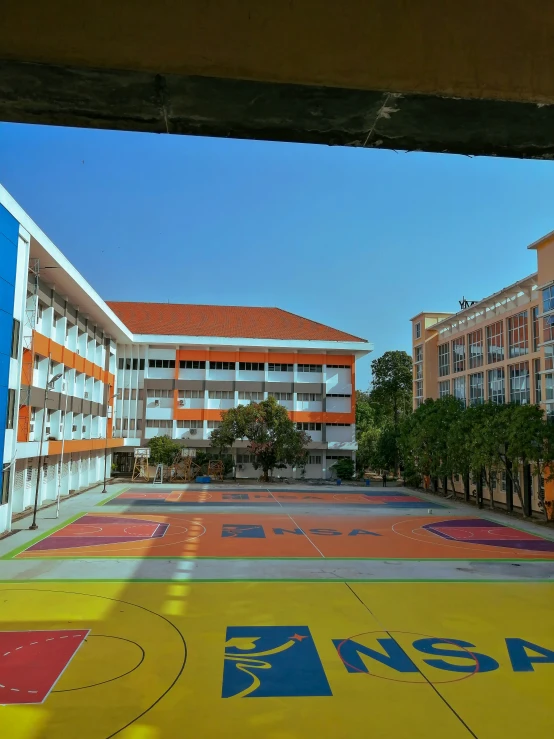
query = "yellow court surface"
(0, 580, 553, 739)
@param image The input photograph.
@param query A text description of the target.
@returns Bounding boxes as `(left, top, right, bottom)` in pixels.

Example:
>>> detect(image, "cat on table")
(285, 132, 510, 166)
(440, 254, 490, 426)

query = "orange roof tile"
(107, 302, 366, 342)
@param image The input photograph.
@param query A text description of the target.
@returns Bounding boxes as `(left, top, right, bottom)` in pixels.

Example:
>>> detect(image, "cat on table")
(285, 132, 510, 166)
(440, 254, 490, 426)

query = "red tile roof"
(107, 302, 366, 342)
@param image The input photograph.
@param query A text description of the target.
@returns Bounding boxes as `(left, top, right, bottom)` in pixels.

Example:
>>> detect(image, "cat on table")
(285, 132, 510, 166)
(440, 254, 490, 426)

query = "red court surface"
(0, 629, 89, 704)
(105, 489, 442, 508)
(10, 512, 554, 560)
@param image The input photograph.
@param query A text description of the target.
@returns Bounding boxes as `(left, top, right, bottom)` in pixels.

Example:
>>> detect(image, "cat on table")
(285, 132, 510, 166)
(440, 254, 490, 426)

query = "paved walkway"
(1, 482, 553, 737)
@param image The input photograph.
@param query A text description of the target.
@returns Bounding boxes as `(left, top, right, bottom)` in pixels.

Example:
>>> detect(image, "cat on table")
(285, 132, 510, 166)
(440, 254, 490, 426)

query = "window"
(438, 344, 449, 377)
(546, 345, 554, 371)
(509, 362, 530, 404)
(238, 391, 264, 401)
(501, 471, 506, 491)
(326, 422, 351, 426)
(130, 389, 137, 400)
(415, 322, 421, 339)
(543, 285, 554, 313)
(453, 376, 466, 404)
(508, 311, 528, 358)
(414, 346, 423, 363)
(326, 364, 350, 369)
(297, 422, 321, 431)
(533, 307, 540, 351)
(138, 389, 145, 400)
(148, 359, 176, 368)
(469, 373, 484, 406)
(239, 362, 264, 371)
(209, 361, 235, 371)
(176, 420, 203, 428)
(1, 469, 10, 505)
(6, 389, 15, 429)
(327, 393, 351, 398)
(268, 363, 293, 372)
(139, 359, 145, 371)
(308, 455, 322, 465)
(179, 389, 203, 399)
(543, 315, 554, 343)
(298, 364, 322, 373)
(116, 388, 122, 400)
(34, 354, 40, 370)
(208, 390, 233, 399)
(123, 388, 130, 400)
(296, 393, 321, 401)
(452, 338, 465, 373)
(488, 368, 505, 404)
(136, 419, 143, 431)
(415, 380, 423, 406)
(115, 417, 121, 430)
(118, 358, 124, 370)
(237, 454, 256, 464)
(11, 318, 20, 359)
(486, 321, 504, 364)
(535, 359, 542, 403)
(207, 420, 222, 429)
(180, 360, 206, 369)
(268, 392, 293, 401)
(468, 329, 483, 369)
(415, 362, 423, 380)
(147, 389, 172, 398)
(146, 420, 173, 428)
(439, 380, 450, 398)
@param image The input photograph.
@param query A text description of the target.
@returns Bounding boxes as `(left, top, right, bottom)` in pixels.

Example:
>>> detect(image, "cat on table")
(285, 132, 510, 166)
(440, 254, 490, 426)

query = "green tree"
(469, 403, 509, 509)
(501, 404, 554, 517)
(370, 350, 412, 473)
(210, 396, 310, 482)
(401, 396, 464, 492)
(148, 434, 181, 465)
(332, 457, 355, 480)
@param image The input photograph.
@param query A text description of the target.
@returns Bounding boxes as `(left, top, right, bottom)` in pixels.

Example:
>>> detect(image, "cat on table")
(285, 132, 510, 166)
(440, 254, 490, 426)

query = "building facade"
(410, 230, 554, 512)
(0, 185, 370, 534)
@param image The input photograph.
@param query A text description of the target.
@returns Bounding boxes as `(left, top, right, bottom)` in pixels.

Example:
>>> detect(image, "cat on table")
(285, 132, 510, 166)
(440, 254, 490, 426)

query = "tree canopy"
(210, 396, 310, 481)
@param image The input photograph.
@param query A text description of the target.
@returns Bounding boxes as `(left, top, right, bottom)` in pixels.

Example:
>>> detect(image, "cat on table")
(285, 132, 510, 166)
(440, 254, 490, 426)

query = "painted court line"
(266, 489, 326, 559)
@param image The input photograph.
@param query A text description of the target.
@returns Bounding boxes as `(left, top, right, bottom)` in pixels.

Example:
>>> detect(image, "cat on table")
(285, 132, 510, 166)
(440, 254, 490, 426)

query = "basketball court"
(6, 510, 554, 561)
(100, 488, 445, 508)
(1, 482, 553, 738)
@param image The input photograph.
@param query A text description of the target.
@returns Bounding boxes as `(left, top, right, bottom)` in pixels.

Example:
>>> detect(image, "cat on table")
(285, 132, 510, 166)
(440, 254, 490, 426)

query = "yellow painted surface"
(0, 582, 552, 738)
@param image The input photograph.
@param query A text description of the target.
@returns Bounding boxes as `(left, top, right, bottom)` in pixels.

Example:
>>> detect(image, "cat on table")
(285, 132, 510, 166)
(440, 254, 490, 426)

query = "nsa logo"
(222, 626, 332, 698)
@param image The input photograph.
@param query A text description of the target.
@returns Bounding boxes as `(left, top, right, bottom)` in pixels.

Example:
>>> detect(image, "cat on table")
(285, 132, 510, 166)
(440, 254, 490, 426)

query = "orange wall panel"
(238, 351, 267, 363)
(17, 405, 30, 442)
(33, 332, 50, 358)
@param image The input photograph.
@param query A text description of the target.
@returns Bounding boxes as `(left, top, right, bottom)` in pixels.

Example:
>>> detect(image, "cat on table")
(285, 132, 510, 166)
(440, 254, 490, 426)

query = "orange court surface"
(7, 510, 554, 561)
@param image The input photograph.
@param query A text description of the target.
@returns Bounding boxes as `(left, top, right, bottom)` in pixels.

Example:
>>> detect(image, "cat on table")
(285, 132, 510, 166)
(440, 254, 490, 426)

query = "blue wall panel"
(0, 203, 19, 465)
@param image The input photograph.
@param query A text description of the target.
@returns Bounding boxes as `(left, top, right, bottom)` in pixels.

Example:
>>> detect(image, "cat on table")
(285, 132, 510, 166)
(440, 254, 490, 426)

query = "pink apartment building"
(410, 229, 554, 514)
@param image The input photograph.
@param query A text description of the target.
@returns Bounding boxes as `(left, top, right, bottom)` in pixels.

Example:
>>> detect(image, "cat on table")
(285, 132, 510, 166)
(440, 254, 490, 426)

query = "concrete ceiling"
(2, 1, 554, 158)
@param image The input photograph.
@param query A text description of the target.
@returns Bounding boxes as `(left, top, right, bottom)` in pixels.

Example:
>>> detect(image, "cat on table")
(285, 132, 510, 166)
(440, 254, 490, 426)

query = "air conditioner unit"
(72, 425, 77, 432)
(61, 379, 67, 392)
(189, 428, 198, 435)
(29, 422, 35, 434)
(82, 426, 86, 433)
(154, 399, 160, 406)
(45, 426, 50, 435)
(178, 399, 185, 406)
(84, 392, 89, 399)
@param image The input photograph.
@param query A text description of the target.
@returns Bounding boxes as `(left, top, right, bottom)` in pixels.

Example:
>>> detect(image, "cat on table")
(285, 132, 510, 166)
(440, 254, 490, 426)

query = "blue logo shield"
(222, 626, 332, 698)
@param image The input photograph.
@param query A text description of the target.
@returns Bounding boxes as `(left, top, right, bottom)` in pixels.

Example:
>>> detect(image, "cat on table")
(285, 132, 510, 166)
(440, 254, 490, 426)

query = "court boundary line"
(95, 485, 131, 506)
(1, 512, 86, 560)
(266, 489, 326, 558)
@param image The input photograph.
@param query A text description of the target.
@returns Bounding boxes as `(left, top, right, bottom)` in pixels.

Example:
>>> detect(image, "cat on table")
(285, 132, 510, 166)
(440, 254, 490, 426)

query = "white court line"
(266, 489, 326, 559)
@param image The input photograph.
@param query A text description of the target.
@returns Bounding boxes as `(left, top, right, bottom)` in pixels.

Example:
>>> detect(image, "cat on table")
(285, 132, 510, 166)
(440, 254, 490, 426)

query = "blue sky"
(1, 122, 554, 388)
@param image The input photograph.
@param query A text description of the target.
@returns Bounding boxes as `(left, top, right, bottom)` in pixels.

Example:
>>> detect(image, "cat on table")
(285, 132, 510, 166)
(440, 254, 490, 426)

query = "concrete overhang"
(2, 2, 554, 158)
